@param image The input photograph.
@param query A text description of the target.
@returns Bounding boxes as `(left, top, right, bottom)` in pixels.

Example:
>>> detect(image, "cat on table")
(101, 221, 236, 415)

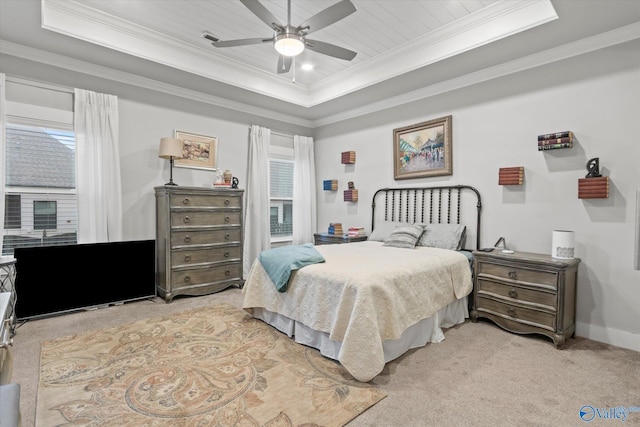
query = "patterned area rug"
(37, 303, 385, 426)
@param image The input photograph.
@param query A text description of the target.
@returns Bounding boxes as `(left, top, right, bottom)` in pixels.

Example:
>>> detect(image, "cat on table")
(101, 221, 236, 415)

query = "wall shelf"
(499, 167, 524, 185)
(344, 189, 358, 202)
(323, 179, 338, 191)
(538, 131, 573, 151)
(578, 176, 609, 199)
(341, 151, 356, 164)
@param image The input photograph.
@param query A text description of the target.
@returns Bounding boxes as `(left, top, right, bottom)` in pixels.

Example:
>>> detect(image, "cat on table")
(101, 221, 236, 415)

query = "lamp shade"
(274, 34, 305, 57)
(552, 230, 575, 259)
(158, 137, 183, 159)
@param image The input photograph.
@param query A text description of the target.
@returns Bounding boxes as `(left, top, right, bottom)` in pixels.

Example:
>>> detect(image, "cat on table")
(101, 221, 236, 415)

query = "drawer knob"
(224, 216, 230, 223)
(184, 254, 192, 263)
(225, 233, 230, 240)
(224, 199, 230, 206)
(184, 235, 191, 244)
(508, 270, 517, 280)
(509, 289, 518, 299)
(507, 307, 516, 318)
(224, 251, 230, 258)
(183, 216, 191, 224)
(184, 275, 191, 283)
(225, 269, 231, 276)
(182, 198, 190, 205)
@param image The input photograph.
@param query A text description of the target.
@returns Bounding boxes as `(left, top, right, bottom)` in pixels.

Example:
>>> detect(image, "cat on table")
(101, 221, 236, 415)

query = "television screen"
(14, 240, 156, 320)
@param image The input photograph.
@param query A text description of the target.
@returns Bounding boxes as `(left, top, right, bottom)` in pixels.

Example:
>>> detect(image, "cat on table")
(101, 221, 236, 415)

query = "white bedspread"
(242, 241, 472, 382)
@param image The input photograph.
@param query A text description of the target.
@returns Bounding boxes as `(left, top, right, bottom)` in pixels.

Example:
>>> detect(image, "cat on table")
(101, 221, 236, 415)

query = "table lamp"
(158, 137, 183, 186)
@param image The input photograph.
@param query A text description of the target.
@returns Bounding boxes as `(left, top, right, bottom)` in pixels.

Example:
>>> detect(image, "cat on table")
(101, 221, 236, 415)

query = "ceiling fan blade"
(239, 0, 283, 31)
(213, 38, 272, 48)
(297, 0, 356, 35)
(277, 55, 292, 74)
(305, 39, 357, 61)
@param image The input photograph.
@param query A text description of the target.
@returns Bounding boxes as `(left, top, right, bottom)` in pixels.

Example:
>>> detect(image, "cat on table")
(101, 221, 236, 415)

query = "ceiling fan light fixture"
(274, 33, 305, 57)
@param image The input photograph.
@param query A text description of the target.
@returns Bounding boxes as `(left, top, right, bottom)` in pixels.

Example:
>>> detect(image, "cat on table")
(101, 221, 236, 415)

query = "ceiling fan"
(203, 0, 358, 74)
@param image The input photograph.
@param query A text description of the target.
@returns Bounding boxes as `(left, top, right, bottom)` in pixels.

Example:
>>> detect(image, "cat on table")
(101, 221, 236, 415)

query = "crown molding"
(0, 40, 315, 128)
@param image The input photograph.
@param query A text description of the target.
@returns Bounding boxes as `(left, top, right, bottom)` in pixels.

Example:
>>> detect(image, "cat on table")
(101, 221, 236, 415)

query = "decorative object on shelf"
(493, 237, 513, 253)
(578, 176, 609, 199)
(341, 151, 356, 164)
(498, 167, 524, 185)
(328, 223, 343, 235)
(344, 182, 358, 201)
(537, 130, 573, 151)
(393, 115, 452, 179)
(223, 169, 232, 184)
(585, 157, 602, 178)
(552, 230, 575, 259)
(348, 181, 355, 189)
(158, 137, 184, 186)
(347, 226, 366, 237)
(323, 179, 338, 191)
(174, 130, 218, 171)
(232, 177, 239, 189)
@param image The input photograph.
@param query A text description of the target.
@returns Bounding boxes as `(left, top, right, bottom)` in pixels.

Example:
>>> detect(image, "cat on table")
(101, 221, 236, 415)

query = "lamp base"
(164, 181, 178, 186)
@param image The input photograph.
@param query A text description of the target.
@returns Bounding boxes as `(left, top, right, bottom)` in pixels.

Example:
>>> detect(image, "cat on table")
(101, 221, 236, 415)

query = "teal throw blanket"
(258, 243, 326, 292)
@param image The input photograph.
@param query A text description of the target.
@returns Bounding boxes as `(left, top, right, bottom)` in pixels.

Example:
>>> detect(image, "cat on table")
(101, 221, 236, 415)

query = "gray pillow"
(369, 222, 398, 242)
(383, 224, 425, 248)
(417, 223, 467, 250)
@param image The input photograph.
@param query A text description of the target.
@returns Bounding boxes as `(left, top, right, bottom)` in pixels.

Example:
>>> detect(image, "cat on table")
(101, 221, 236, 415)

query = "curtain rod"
(248, 126, 294, 138)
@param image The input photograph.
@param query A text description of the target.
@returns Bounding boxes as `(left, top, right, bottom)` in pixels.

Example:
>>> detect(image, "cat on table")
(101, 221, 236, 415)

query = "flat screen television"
(14, 239, 156, 321)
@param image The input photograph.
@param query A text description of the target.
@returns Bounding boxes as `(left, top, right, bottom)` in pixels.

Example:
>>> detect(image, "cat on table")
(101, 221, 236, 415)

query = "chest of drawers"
(470, 250, 580, 348)
(155, 186, 244, 302)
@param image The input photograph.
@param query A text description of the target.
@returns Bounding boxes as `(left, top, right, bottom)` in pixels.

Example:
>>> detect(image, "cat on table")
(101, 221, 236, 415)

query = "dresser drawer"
(171, 228, 241, 247)
(477, 262, 558, 288)
(477, 296, 555, 331)
(170, 211, 242, 227)
(476, 278, 556, 309)
(172, 246, 242, 267)
(170, 194, 241, 209)
(172, 262, 243, 289)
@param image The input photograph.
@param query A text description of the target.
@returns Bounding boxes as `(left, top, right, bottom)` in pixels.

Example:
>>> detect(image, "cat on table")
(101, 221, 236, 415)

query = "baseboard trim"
(576, 322, 640, 352)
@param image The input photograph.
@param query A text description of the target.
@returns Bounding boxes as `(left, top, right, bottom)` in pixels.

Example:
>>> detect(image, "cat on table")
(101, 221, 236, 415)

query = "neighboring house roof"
(5, 125, 75, 189)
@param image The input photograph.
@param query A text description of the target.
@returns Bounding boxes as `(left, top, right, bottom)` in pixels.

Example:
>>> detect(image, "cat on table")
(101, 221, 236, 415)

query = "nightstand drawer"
(477, 296, 555, 331)
(477, 262, 558, 288)
(477, 278, 556, 309)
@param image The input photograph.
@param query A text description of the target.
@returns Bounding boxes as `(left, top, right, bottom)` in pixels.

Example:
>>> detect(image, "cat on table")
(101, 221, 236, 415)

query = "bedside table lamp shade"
(552, 230, 575, 259)
(158, 137, 183, 186)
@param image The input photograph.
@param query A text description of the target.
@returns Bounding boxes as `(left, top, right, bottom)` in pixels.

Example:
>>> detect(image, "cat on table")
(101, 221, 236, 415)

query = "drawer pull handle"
(184, 235, 191, 244)
(225, 270, 231, 276)
(225, 233, 230, 240)
(224, 199, 230, 206)
(182, 198, 190, 205)
(508, 270, 517, 280)
(183, 216, 191, 224)
(184, 255, 191, 263)
(507, 307, 516, 318)
(224, 251, 230, 258)
(509, 289, 518, 299)
(184, 275, 191, 283)
(224, 216, 230, 223)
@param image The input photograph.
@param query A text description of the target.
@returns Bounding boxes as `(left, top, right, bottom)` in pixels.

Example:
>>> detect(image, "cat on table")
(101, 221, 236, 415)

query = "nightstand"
(314, 233, 368, 245)
(470, 250, 580, 349)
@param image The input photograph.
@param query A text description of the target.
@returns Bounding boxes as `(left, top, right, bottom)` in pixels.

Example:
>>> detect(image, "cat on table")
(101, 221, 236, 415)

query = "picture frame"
(393, 115, 452, 179)
(174, 130, 218, 171)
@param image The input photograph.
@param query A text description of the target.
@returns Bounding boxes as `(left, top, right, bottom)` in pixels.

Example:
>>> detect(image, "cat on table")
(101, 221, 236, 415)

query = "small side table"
(0, 257, 17, 337)
(314, 233, 368, 245)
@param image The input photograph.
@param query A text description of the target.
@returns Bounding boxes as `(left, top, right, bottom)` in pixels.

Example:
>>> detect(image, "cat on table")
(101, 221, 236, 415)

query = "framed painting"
(174, 130, 218, 171)
(393, 115, 452, 179)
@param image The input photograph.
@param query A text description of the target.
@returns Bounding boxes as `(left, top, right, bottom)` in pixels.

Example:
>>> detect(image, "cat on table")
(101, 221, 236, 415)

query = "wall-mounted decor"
(393, 115, 452, 179)
(498, 167, 524, 185)
(344, 189, 358, 202)
(537, 131, 573, 151)
(341, 151, 356, 164)
(323, 179, 338, 191)
(578, 158, 608, 199)
(174, 130, 218, 171)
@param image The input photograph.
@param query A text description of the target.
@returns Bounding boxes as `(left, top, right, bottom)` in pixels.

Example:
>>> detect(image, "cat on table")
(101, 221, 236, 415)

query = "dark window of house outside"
(34, 200, 57, 230)
(4, 195, 21, 229)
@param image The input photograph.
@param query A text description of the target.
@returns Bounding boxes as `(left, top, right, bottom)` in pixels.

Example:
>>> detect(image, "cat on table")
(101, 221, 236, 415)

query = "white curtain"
(74, 89, 122, 243)
(0, 74, 6, 253)
(292, 135, 317, 244)
(243, 125, 271, 277)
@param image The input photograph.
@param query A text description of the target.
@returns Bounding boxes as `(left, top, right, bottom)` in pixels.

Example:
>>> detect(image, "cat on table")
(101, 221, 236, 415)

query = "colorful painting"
(393, 115, 452, 179)
(174, 130, 218, 171)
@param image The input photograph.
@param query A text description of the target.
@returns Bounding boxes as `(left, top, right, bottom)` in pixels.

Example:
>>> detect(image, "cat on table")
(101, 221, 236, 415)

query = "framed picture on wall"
(393, 115, 452, 179)
(174, 130, 218, 171)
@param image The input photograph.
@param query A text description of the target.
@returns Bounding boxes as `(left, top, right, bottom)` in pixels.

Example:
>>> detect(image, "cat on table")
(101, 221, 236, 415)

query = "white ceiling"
(1, 0, 639, 127)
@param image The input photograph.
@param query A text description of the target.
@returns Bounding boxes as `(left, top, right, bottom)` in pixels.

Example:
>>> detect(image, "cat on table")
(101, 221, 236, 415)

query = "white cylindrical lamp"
(552, 230, 575, 259)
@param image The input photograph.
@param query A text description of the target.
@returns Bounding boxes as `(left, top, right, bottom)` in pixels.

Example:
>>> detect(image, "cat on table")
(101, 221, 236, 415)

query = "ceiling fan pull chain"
(293, 57, 296, 83)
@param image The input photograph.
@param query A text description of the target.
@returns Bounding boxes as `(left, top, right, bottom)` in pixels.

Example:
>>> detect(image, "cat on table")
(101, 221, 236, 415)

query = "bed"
(242, 185, 482, 382)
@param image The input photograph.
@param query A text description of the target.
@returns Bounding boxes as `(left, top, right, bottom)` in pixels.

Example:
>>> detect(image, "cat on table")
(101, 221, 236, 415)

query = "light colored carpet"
(35, 302, 385, 426)
(10, 288, 640, 426)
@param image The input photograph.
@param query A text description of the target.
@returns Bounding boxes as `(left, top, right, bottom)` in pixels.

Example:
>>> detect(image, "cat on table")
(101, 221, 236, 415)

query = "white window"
(2, 78, 76, 256)
(269, 133, 294, 243)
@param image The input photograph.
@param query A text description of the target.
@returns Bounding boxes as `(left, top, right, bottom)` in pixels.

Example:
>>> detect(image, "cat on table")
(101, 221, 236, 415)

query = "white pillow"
(417, 224, 467, 250)
(368, 222, 399, 241)
(382, 224, 425, 249)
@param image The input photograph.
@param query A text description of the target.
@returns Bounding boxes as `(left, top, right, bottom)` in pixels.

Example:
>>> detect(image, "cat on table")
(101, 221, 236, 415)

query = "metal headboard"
(371, 185, 482, 250)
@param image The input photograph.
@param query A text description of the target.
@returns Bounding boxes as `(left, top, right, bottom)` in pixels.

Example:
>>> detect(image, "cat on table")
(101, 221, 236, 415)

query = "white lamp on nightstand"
(158, 137, 183, 186)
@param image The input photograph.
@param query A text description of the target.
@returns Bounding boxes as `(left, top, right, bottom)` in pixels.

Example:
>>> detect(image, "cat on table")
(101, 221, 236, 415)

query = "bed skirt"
(252, 296, 469, 365)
